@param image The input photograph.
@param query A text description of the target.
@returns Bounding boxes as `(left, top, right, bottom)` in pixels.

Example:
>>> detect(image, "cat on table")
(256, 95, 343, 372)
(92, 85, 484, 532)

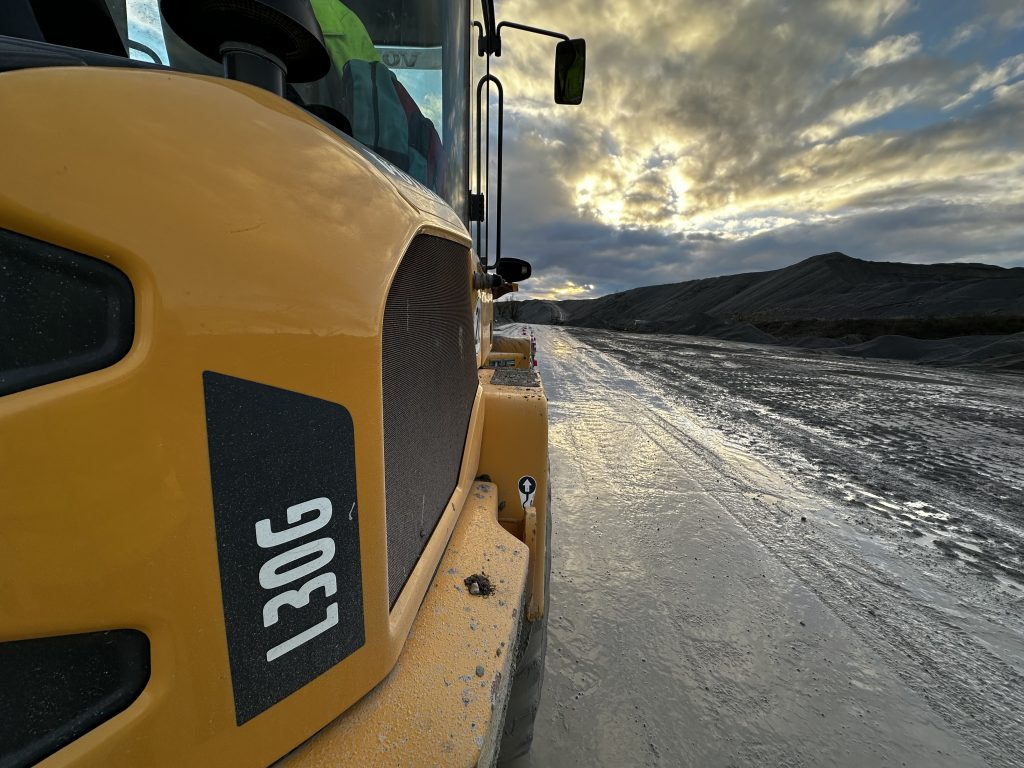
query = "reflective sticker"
(518, 475, 537, 510)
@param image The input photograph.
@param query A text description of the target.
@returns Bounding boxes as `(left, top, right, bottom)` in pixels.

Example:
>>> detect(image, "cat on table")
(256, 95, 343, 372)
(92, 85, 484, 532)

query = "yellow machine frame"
(0, 65, 549, 767)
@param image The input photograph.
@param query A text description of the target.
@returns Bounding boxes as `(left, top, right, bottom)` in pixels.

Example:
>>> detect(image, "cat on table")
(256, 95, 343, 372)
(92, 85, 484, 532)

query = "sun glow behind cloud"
(523, 279, 598, 301)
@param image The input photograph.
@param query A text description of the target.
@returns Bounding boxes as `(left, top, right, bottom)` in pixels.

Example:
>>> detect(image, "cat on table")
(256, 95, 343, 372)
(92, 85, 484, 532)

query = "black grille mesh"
(383, 234, 476, 607)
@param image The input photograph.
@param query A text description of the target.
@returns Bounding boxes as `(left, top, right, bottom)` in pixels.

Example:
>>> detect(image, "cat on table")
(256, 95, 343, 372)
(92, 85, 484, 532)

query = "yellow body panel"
(489, 331, 533, 369)
(0, 58, 551, 765)
(477, 370, 549, 621)
(277, 482, 528, 768)
(489, 335, 530, 360)
(0, 65, 492, 767)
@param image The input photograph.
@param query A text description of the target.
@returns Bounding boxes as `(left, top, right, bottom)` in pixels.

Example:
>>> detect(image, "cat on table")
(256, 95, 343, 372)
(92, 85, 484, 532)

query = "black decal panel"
(203, 372, 364, 725)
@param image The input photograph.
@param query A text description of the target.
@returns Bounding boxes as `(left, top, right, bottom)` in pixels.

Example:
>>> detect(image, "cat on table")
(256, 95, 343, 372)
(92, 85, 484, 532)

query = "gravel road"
(528, 326, 1024, 768)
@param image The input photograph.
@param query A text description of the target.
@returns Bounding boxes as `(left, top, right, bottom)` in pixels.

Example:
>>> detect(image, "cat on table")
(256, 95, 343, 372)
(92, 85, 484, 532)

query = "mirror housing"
(495, 258, 532, 283)
(554, 38, 586, 105)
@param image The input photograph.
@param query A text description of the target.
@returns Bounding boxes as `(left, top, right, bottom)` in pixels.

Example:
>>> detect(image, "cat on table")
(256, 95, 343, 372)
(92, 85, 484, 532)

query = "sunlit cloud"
(994, 78, 1024, 104)
(946, 53, 1024, 110)
(800, 83, 933, 142)
(824, 0, 913, 36)
(969, 53, 1024, 93)
(849, 33, 922, 71)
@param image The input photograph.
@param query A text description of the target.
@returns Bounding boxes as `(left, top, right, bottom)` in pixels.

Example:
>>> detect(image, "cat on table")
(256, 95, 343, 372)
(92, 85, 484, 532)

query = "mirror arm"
(493, 21, 570, 56)
(471, 20, 488, 58)
(475, 74, 504, 270)
(476, 0, 499, 56)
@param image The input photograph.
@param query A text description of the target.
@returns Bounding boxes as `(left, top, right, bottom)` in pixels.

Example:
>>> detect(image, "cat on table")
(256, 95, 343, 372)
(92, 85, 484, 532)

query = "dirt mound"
(496, 253, 1024, 370)
(942, 332, 1024, 370)
(831, 334, 998, 362)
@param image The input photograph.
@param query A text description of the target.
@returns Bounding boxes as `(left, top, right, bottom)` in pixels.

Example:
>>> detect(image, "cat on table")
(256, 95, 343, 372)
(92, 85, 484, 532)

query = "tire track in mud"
(537, 326, 1024, 768)
(597, 331, 1024, 583)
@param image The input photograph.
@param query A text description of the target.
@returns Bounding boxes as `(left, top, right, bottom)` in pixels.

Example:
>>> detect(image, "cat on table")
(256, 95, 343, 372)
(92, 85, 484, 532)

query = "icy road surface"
(528, 326, 1024, 768)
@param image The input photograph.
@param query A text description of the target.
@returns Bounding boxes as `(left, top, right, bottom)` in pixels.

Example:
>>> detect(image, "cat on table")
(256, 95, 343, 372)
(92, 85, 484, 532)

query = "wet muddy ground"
(527, 326, 1024, 768)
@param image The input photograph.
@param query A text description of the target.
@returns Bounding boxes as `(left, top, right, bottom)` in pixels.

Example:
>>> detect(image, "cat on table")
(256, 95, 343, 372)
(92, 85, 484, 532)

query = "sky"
(122, 0, 1024, 301)
(488, 0, 1024, 299)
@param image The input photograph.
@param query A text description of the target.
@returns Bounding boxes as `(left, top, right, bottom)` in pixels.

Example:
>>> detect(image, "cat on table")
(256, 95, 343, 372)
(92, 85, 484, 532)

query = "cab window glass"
(110, 0, 467, 218)
(123, 0, 166, 64)
(295, 0, 467, 215)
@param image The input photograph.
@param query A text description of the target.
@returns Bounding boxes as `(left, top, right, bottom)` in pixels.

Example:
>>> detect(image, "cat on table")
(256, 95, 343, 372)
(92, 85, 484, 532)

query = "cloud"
(488, 0, 1024, 297)
(970, 53, 1024, 93)
(511, 199, 1024, 299)
(524, 278, 597, 300)
(849, 34, 923, 71)
(946, 22, 982, 50)
(799, 79, 944, 143)
(823, 0, 913, 36)
(994, 78, 1024, 104)
(946, 53, 1024, 109)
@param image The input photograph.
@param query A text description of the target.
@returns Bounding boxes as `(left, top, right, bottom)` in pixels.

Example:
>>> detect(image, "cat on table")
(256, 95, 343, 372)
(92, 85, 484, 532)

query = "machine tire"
(497, 480, 552, 766)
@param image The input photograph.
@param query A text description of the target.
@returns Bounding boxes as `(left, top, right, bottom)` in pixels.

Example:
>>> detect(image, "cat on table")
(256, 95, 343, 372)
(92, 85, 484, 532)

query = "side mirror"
(554, 38, 586, 105)
(495, 258, 532, 283)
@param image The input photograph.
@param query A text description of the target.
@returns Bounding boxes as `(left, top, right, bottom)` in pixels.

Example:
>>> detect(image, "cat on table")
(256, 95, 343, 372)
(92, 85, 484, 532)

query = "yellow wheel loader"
(0, 1, 584, 765)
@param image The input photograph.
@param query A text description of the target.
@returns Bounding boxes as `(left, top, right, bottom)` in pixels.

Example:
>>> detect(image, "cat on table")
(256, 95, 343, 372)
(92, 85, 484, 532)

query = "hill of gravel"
(499, 253, 1024, 370)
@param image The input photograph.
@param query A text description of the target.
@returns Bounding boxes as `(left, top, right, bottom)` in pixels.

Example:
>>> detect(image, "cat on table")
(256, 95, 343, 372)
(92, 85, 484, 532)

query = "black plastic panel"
(0, 34, 159, 73)
(382, 235, 476, 607)
(0, 630, 149, 768)
(204, 372, 364, 725)
(0, 228, 134, 397)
